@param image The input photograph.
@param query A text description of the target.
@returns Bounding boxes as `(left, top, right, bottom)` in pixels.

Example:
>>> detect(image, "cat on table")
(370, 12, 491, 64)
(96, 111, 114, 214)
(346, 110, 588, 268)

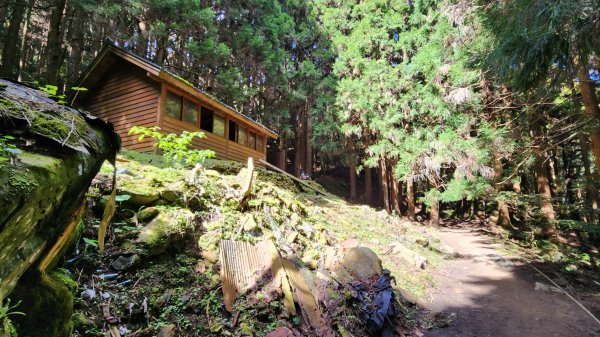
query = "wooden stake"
(239, 157, 254, 202)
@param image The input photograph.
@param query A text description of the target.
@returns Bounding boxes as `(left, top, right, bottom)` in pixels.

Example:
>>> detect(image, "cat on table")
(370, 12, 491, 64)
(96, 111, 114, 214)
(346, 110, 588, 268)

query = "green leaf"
(115, 194, 131, 202)
(83, 238, 98, 247)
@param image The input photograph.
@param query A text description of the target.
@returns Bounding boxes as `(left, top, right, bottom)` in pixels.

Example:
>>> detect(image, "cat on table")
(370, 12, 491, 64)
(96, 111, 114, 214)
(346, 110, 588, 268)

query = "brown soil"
(423, 226, 600, 337)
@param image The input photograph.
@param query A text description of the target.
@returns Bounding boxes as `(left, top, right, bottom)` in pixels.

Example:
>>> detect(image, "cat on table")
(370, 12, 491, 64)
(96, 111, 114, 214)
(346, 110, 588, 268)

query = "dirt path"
(423, 227, 600, 337)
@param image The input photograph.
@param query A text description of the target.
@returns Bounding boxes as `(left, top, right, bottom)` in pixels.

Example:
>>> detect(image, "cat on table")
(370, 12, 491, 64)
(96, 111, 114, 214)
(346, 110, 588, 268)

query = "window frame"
(248, 131, 256, 150)
(182, 97, 199, 127)
(164, 87, 227, 138)
(212, 113, 226, 137)
(256, 135, 264, 152)
(164, 86, 266, 147)
(237, 125, 248, 146)
(165, 90, 183, 120)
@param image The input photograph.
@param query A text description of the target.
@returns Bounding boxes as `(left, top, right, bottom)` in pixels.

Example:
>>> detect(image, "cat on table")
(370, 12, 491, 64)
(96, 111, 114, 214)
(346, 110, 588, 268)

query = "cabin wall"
(161, 115, 266, 163)
(158, 83, 268, 163)
(81, 59, 270, 163)
(83, 61, 160, 152)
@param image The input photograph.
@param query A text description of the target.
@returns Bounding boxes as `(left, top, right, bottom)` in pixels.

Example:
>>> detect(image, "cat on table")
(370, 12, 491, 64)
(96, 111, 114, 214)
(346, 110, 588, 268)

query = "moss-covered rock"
(71, 311, 94, 330)
(137, 207, 195, 256)
(137, 207, 160, 223)
(10, 272, 75, 337)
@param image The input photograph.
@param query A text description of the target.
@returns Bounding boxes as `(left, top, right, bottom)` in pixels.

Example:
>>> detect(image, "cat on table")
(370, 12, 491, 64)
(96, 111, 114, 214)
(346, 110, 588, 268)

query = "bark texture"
(0, 0, 27, 78)
(0, 79, 119, 303)
(45, 0, 67, 85)
(576, 63, 600, 178)
(407, 178, 416, 220)
(528, 112, 556, 237)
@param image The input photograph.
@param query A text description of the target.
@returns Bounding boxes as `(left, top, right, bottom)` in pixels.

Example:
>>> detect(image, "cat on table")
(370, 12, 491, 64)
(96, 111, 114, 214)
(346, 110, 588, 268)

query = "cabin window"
(166, 91, 182, 119)
(213, 114, 225, 137)
(238, 126, 247, 146)
(257, 135, 264, 152)
(183, 98, 198, 126)
(229, 121, 237, 142)
(200, 107, 214, 132)
(199, 106, 225, 137)
(249, 132, 256, 150)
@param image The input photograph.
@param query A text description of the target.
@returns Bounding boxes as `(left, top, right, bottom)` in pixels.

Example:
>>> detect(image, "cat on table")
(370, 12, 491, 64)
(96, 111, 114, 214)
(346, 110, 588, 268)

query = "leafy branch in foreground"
(128, 126, 215, 167)
(1, 298, 25, 337)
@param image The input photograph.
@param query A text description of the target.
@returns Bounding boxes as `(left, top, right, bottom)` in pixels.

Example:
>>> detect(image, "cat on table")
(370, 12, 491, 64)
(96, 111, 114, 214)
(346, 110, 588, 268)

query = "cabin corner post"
(156, 82, 168, 154)
(224, 116, 230, 160)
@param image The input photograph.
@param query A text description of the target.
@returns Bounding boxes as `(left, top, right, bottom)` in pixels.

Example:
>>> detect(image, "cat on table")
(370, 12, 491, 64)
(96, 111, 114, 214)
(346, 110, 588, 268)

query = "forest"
(2, 0, 600, 239)
(1, 0, 600, 336)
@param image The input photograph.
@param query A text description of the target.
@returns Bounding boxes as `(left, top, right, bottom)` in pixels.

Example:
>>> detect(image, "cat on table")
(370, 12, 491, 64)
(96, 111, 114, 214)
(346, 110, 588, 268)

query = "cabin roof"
(74, 41, 278, 139)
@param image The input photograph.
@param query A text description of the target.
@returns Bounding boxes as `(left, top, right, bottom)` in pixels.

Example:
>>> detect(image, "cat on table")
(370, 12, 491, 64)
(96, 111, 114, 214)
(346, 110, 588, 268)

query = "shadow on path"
(423, 225, 600, 337)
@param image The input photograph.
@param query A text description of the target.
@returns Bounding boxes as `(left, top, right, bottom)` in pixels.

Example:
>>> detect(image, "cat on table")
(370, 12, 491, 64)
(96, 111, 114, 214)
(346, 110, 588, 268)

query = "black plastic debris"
(350, 269, 397, 337)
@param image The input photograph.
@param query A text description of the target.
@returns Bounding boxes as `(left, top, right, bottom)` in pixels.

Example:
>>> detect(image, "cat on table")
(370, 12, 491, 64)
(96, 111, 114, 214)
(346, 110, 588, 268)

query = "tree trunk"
(548, 151, 559, 198)
(305, 111, 312, 178)
(429, 198, 440, 226)
(0, 0, 27, 78)
(576, 62, 600, 178)
(17, 0, 33, 82)
(570, 74, 598, 222)
(277, 138, 287, 172)
(66, 5, 84, 87)
(365, 167, 373, 205)
(581, 134, 598, 222)
(45, 0, 67, 85)
(348, 137, 358, 200)
(363, 129, 373, 205)
(293, 107, 305, 177)
(390, 163, 401, 215)
(380, 157, 390, 212)
(135, 17, 148, 56)
(529, 112, 556, 237)
(493, 156, 512, 229)
(407, 178, 416, 220)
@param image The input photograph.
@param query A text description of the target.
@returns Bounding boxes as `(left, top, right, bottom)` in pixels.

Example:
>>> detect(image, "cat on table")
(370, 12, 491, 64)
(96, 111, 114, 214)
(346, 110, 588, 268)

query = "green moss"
(137, 207, 194, 255)
(11, 272, 74, 337)
(0, 98, 16, 110)
(30, 114, 71, 142)
(119, 149, 164, 167)
(71, 311, 94, 330)
(49, 271, 78, 296)
(137, 207, 160, 222)
(2, 167, 38, 202)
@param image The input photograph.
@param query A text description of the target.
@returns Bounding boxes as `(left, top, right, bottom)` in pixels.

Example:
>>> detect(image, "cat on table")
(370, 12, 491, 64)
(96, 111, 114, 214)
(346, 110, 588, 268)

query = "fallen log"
(0, 79, 119, 335)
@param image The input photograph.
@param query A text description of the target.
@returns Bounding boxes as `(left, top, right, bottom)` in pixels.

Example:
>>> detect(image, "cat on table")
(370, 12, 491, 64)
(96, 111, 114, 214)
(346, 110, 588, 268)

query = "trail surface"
(424, 226, 600, 337)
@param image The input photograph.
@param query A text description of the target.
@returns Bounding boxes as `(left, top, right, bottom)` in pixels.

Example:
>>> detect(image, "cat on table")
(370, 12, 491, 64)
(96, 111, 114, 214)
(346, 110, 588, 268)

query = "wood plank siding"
(83, 60, 160, 152)
(76, 43, 276, 164)
(162, 115, 266, 163)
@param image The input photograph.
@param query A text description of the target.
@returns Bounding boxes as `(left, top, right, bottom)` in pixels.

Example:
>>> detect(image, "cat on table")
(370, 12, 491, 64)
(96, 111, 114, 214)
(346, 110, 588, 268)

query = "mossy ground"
(62, 152, 442, 336)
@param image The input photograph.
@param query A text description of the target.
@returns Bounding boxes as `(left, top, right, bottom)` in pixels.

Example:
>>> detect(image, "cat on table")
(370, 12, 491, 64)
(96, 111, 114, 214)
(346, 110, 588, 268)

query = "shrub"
(128, 126, 215, 167)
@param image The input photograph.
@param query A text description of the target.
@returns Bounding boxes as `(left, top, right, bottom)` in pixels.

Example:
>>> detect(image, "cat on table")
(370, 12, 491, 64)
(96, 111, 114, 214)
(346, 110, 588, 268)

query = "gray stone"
(110, 254, 140, 271)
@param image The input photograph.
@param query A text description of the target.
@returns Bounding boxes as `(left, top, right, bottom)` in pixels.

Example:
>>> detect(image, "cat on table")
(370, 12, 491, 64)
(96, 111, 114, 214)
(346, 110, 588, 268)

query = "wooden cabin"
(73, 43, 277, 163)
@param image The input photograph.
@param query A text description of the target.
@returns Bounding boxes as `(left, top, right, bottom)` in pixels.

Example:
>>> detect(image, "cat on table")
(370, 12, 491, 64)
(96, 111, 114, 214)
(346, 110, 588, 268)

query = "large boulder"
(137, 207, 195, 256)
(325, 246, 383, 283)
(0, 80, 118, 333)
